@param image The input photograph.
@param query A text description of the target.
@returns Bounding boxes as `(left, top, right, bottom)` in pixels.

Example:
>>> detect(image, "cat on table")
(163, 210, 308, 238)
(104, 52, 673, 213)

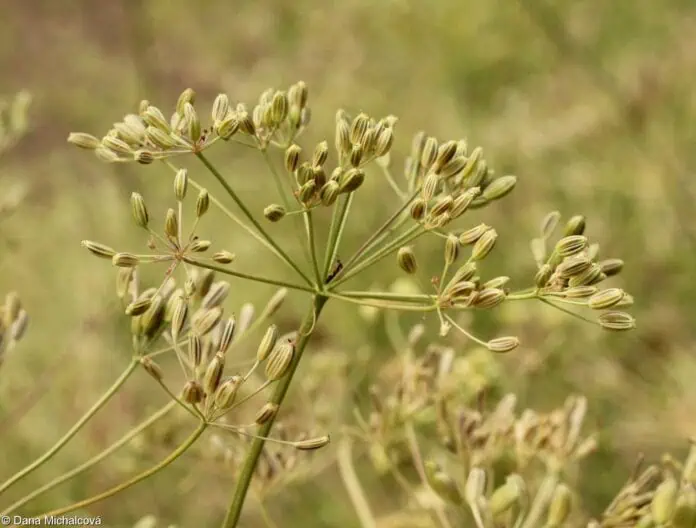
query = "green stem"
(2, 401, 176, 515)
(182, 257, 316, 294)
(330, 225, 424, 288)
(195, 152, 312, 286)
(337, 437, 377, 528)
(335, 291, 435, 303)
(33, 421, 207, 519)
(220, 294, 328, 527)
(338, 192, 417, 278)
(0, 359, 139, 497)
(322, 193, 354, 280)
(303, 211, 323, 286)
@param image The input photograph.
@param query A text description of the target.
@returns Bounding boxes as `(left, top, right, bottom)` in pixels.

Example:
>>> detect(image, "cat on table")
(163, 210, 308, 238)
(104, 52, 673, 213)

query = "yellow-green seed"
(82, 240, 116, 259)
(189, 240, 211, 253)
(464, 467, 487, 504)
(141, 295, 165, 338)
(440, 156, 467, 179)
(265, 341, 295, 381)
(170, 297, 188, 342)
(218, 318, 236, 353)
(320, 181, 340, 206)
(483, 276, 510, 289)
(102, 135, 132, 154)
(482, 175, 517, 201)
(254, 402, 279, 425)
(588, 288, 626, 310)
(651, 477, 679, 524)
(211, 93, 230, 123)
(182, 380, 204, 404)
(142, 105, 170, 132)
(174, 168, 188, 201)
(298, 180, 317, 204)
(216, 115, 239, 140)
(196, 189, 210, 217)
(563, 215, 586, 236)
(112, 252, 139, 267)
(599, 258, 624, 277)
(201, 282, 230, 310)
(212, 251, 236, 264)
(164, 208, 178, 240)
(471, 228, 498, 261)
(257, 324, 279, 362)
(444, 234, 459, 265)
(409, 198, 426, 220)
(459, 223, 490, 245)
(424, 461, 462, 505)
(338, 168, 365, 193)
(672, 485, 696, 528)
(557, 255, 592, 279)
(474, 288, 506, 309)
(488, 480, 522, 517)
(284, 144, 302, 173)
(140, 357, 163, 381)
(397, 246, 418, 274)
(546, 483, 572, 527)
(202, 352, 225, 395)
(213, 376, 241, 411)
(565, 286, 598, 298)
(555, 235, 588, 258)
(126, 298, 152, 317)
(450, 187, 481, 218)
(420, 136, 438, 170)
(375, 127, 394, 157)
(540, 211, 562, 239)
(145, 126, 177, 150)
(68, 132, 101, 150)
(421, 172, 439, 201)
(192, 306, 223, 336)
(598, 311, 636, 331)
(487, 336, 519, 353)
(262, 288, 287, 318)
(294, 435, 331, 451)
(312, 140, 329, 167)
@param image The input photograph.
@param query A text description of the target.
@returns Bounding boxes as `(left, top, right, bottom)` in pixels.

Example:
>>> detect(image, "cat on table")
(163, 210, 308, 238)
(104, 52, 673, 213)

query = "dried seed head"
(213, 376, 241, 411)
(265, 341, 295, 381)
(284, 144, 302, 173)
(82, 240, 116, 259)
(555, 235, 588, 258)
(218, 317, 236, 354)
(263, 204, 286, 222)
(182, 380, 204, 404)
(471, 228, 498, 261)
(257, 324, 279, 362)
(320, 181, 340, 206)
(482, 175, 517, 201)
(294, 435, 331, 451)
(112, 252, 139, 267)
(459, 223, 490, 245)
(546, 483, 572, 526)
(196, 189, 210, 218)
(588, 288, 626, 310)
(651, 477, 678, 524)
(486, 336, 520, 354)
(564, 215, 586, 236)
(444, 234, 460, 265)
(203, 352, 225, 395)
(255, 402, 279, 425)
(598, 311, 636, 331)
(397, 246, 418, 274)
(409, 198, 427, 220)
(174, 168, 188, 201)
(164, 209, 178, 240)
(212, 251, 236, 264)
(140, 357, 163, 381)
(192, 306, 223, 336)
(68, 132, 101, 150)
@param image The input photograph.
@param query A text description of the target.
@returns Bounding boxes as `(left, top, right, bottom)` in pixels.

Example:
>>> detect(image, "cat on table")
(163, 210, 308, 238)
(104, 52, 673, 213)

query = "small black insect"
(325, 259, 343, 283)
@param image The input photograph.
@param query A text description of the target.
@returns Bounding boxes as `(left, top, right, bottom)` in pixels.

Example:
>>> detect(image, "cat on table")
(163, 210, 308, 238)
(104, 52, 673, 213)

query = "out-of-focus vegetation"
(0, 0, 695, 526)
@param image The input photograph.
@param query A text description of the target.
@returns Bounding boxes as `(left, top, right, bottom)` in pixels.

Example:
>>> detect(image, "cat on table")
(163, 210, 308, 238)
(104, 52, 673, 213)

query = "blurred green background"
(1, 0, 695, 526)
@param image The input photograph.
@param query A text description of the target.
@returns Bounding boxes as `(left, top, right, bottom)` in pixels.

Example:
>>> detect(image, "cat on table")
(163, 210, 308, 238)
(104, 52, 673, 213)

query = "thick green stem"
(195, 152, 312, 286)
(220, 294, 328, 527)
(2, 401, 176, 515)
(0, 359, 139, 496)
(33, 421, 207, 519)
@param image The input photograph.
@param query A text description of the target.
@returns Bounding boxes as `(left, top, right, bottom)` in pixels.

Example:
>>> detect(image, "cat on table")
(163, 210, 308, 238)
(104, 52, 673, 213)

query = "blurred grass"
(1, 0, 695, 526)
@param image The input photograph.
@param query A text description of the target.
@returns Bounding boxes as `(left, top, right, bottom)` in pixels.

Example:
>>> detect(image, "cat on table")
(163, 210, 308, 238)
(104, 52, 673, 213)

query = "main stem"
(0, 359, 138, 496)
(220, 294, 328, 527)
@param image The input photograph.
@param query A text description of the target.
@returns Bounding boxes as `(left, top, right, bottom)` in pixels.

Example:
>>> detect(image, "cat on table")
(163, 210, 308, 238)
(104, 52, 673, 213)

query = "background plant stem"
(220, 294, 328, 527)
(0, 359, 139, 497)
